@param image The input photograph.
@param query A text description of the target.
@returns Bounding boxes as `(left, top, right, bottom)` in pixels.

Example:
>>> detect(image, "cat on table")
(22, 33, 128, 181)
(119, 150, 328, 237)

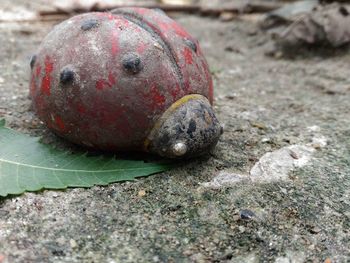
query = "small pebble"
(239, 209, 255, 220)
(261, 137, 271, 143)
(251, 122, 267, 130)
(70, 239, 78, 249)
(289, 150, 299, 159)
(309, 226, 321, 234)
(138, 189, 146, 197)
(225, 94, 236, 100)
(238, 226, 245, 233)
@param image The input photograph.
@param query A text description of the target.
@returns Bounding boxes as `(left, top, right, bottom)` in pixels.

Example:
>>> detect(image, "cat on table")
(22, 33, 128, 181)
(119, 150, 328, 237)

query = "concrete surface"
(0, 1, 349, 262)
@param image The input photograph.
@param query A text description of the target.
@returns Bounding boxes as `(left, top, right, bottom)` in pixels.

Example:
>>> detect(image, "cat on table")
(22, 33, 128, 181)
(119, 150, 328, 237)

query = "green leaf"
(0, 121, 172, 197)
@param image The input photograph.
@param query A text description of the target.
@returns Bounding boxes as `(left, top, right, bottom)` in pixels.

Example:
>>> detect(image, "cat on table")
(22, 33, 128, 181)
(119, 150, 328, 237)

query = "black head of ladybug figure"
(146, 94, 222, 158)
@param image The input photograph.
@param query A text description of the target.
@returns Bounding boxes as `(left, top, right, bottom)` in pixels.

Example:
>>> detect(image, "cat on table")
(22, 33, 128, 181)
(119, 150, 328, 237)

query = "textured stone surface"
(30, 9, 214, 154)
(0, 1, 349, 262)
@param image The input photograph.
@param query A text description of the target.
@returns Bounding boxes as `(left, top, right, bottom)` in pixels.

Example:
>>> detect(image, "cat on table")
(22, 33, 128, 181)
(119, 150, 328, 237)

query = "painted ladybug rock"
(30, 7, 222, 158)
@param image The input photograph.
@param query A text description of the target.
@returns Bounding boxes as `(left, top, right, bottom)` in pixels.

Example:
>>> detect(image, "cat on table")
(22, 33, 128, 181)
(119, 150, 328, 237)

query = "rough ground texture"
(0, 1, 349, 263)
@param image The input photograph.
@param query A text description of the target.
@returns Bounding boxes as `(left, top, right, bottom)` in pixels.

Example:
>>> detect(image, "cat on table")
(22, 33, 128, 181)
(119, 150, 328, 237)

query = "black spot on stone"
(30, 55, 36, 69)
(187, 119, 197, 135)
(81, 19, 99, 31)
(239, 209, 255, 220)
(174, 124, 185, 136)
(339, 6, 349, 16)
(60, 68, 75, 85)
(122, 53, 142, 74)
(184, 39, 197, 53)
(159, 132, 171, 145)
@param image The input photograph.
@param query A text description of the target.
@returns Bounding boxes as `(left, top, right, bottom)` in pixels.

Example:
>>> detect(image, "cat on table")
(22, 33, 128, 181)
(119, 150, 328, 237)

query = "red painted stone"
(30, 8, 214, 152)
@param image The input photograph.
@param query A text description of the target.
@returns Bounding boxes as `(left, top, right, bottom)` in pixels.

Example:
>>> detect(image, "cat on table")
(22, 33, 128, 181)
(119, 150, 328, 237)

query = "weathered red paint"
(157, 20, 172, 33)
(171, 21, 189, 38)
(170, 84, 181, 100)
(35, 65, 41, 77)
(54, 115, 66, 132)
(137, 42, 147, 54)
(108, 72, 116, 85)
(33, 94, 45, 112)
(111, 31, 119, 56)
(30, 9, 214, 152)
(149, 85, 165, 110)
(76, 103, 86, 114)
(114, 17, 130, 29)
(96, 72, 116, 90)
(183, 47, 193, 64)
(96, 79, 108, 90)
(40, 56, 53, 96)
(132, 7, 149, 16)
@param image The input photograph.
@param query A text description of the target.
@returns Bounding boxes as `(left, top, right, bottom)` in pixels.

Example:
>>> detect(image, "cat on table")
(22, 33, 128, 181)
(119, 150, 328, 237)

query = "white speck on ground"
(204, 132, 328, 187)
(250, 144, 315, 182)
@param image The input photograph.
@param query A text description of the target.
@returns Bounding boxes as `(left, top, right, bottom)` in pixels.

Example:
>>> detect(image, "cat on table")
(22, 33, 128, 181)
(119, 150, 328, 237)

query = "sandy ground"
(0, 1, 350, 262)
